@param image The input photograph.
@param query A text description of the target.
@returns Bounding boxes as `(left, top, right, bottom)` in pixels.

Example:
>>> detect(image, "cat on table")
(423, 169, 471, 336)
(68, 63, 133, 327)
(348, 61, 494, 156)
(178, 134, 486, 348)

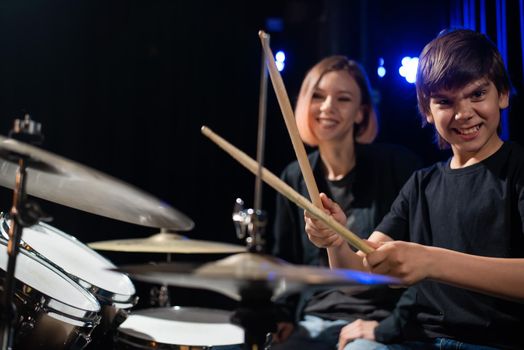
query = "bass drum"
(0, 236, 101, 349)
(114, 307, 244, 349)
(0, 216, 137, 344)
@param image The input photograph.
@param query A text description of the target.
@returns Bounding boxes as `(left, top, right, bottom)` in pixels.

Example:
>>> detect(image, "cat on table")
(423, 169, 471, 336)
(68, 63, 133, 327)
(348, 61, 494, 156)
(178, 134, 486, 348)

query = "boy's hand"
(304, 193, 347, 248)
(337, 319, 378, 350)
(364, 241, 432, 284)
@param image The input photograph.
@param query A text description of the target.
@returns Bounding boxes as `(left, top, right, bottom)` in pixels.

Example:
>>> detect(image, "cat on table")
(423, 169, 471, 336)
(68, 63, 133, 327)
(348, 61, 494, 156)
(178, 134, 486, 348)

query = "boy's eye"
(435, 99, 450, 106)
(472, 90, 486, 100)
(338, 96, 351, 102)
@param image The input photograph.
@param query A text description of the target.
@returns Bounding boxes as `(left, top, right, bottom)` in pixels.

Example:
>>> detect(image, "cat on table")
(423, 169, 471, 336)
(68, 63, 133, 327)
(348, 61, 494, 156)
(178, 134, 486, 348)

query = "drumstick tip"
(201, 125, 210, 135)
(258, 30, 269, 39)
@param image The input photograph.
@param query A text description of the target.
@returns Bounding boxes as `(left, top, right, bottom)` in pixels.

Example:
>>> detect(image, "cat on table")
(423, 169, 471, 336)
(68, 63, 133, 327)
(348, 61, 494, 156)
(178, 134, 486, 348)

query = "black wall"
(1, 0, 519, 270)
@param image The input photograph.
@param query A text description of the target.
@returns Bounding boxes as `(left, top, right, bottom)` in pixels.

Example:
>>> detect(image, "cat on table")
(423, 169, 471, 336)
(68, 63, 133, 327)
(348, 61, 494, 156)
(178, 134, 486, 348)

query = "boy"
(304, 28, 524, 349)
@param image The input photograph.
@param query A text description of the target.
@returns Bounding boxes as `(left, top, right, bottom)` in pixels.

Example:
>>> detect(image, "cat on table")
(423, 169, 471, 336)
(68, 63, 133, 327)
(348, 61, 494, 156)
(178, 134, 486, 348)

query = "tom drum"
(114, 307, 244, 349)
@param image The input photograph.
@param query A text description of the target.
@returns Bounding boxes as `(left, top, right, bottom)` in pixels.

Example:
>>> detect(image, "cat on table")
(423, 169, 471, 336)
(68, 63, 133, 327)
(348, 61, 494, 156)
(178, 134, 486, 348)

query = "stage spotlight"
(275, 50, 286, 72)
(377, 57, 386, 78)
(398, 56, 418, 83)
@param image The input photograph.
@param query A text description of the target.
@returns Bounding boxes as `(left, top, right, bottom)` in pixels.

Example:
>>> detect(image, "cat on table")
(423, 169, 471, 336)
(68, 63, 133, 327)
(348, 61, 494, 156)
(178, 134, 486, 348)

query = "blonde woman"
(271, 56, 421, 350)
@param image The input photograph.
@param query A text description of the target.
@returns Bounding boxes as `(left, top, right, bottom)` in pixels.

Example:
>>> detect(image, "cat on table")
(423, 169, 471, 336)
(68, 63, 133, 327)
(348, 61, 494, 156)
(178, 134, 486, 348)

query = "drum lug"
(149, 285, 170, 307)
(112, 308, 130, 329)
(18, 318, 35, 338)
(69, 329, 92, 350)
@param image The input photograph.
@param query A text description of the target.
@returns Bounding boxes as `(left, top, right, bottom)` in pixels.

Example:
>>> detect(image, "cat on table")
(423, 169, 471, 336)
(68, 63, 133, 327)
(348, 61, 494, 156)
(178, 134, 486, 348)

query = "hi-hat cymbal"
(0, 136, 194, 230)
(116, 253, 399, 301)
(89, 232, 246, 254)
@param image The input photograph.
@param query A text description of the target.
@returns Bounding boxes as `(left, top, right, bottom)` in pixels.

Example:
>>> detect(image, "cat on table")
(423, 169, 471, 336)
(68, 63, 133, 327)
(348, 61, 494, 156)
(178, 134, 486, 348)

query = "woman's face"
(308, 70, 364, 144)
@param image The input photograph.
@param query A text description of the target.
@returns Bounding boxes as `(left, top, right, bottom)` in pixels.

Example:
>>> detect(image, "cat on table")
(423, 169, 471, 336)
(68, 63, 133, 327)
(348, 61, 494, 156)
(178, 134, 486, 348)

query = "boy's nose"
(454, 103, 474, 120)
(454, 111, 473, 120)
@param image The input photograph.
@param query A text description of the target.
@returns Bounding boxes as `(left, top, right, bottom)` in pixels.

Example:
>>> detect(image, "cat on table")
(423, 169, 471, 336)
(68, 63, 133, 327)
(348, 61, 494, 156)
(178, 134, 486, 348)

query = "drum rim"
(115, 331, 213, 349)
(1, 237, 101, 326)
(0, 214, 136, 304)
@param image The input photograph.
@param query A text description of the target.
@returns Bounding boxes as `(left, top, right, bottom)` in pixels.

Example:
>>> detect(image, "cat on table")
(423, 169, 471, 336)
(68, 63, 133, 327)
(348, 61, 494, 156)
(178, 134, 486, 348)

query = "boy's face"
(426, 78, 509, 162)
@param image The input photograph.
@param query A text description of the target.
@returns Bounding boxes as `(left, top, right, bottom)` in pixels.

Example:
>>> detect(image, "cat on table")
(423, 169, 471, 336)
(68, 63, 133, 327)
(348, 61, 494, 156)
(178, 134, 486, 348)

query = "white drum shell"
(0, 217, 135, 308)
(0, 238, 101, 349)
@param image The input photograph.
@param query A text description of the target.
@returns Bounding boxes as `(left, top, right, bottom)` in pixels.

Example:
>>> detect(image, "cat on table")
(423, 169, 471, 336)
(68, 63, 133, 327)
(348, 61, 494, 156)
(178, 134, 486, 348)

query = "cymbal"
(115, 253, 399, 301)
(89, 232, 246, 254)
(0, 136, 194, 230)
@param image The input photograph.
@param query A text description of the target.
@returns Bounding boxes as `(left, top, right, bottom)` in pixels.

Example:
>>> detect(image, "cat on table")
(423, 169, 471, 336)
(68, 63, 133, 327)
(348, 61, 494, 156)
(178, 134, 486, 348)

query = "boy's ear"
(499, 91, 509, 109)
(425, 113, 434, 124)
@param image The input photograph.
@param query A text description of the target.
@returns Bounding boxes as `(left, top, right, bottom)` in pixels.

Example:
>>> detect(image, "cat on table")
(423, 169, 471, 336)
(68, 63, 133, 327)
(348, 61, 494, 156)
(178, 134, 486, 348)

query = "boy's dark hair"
(416, 28, 511, 148)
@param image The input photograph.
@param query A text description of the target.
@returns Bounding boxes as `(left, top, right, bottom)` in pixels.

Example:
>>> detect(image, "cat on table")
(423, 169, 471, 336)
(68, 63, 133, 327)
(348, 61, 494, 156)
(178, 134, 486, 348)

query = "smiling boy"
(304, 29, 524, 349)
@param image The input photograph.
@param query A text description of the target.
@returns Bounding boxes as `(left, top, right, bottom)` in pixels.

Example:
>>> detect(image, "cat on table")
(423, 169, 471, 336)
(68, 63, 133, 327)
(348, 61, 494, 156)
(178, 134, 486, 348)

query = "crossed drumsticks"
(202, 31, 373, 254)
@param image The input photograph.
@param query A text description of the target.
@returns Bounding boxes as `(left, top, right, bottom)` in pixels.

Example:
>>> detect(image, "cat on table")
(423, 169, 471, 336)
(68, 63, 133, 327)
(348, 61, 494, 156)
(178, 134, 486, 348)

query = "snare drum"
(114, 307, 244, 349)
(0, 216, 137, 336)
(0, 237, 101, 349)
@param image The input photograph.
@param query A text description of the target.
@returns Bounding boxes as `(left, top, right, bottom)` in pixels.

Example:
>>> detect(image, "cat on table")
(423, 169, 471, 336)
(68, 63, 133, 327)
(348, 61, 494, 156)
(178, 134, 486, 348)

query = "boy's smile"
(426, 78, 509, 168)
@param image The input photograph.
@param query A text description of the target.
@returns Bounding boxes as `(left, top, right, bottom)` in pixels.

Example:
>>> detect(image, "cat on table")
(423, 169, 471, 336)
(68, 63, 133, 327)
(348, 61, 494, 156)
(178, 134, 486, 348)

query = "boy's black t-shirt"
(376, 141, 524, 349)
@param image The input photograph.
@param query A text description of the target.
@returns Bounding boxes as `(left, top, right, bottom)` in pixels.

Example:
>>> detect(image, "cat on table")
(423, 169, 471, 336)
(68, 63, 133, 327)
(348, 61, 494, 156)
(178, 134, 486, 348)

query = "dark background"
(1, 0, 523, 307)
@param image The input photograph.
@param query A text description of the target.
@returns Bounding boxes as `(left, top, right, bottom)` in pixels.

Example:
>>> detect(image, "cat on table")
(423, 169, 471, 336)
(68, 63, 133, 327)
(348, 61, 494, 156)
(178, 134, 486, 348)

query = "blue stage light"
(377, 57, 386, 78)
(398, 56, 419, 83)
(275, 51, 285, 62)
(275, 50, 286, 72)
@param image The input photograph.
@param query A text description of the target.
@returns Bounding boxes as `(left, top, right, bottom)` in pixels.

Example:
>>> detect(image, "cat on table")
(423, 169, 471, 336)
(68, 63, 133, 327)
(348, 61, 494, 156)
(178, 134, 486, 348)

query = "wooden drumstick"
(258, 30, 322, 208)
(201, 126, 374, 254)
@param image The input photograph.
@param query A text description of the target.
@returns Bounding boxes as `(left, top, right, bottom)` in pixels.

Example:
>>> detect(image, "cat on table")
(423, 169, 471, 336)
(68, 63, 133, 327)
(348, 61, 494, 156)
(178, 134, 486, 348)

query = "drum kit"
(0, 34, 396, 350)
(0, 120, 398, 350)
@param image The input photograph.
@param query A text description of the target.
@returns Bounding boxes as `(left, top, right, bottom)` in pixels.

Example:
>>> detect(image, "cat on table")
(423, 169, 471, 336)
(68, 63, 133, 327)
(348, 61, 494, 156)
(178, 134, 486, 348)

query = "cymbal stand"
(1, 115, 45, 350)
(149, 249, 172, 307)
(230, 33, 274, 349)
(254, 33, 269, 214)
(231, 32, 270, 254)
(231, 283, 276, 350)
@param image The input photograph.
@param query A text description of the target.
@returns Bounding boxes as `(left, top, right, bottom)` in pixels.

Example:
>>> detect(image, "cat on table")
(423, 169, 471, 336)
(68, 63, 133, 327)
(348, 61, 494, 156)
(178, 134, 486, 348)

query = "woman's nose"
(320, 96, 334, 112)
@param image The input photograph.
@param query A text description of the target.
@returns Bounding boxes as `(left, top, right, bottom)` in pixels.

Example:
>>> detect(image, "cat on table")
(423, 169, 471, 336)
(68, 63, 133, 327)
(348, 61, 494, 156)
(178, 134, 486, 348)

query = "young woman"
(271, 56, 422, 350)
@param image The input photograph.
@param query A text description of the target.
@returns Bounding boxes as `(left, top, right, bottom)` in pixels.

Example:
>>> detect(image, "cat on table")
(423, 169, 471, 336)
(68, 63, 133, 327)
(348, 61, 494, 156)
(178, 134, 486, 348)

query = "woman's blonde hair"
(295, 55, 378, 146)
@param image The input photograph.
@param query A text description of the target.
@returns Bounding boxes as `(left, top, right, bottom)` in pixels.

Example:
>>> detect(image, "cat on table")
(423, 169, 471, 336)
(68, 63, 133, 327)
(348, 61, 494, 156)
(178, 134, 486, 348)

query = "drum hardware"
(150, 251, 171, 308)
(114, 307, 245, 349)
(232, 198, 266, 253)
(0, 216, 138, 350)
(1, 115, 47, 350)
(0, 136, 194, 231)
(116, 253, 399, 349)
(0, 116, 197, 348)
(88, 229, 245, 254)
(230, 33, 270, 257)
(88, 229, 245, 310)
(148, 284, 171, 308)
(0, 237, 101, 350)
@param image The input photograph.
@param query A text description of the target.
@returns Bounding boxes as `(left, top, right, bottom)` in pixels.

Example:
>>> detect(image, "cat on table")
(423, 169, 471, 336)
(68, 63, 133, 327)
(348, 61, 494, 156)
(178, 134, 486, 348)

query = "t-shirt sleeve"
(375, 173, 417, 241)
